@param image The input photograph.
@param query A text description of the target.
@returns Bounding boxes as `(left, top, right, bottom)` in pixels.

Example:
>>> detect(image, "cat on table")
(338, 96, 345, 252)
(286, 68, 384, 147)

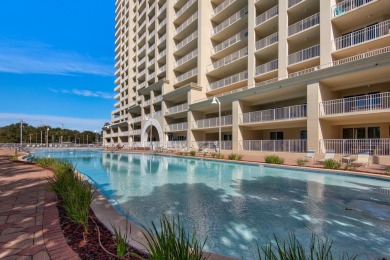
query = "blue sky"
(0, 0, 116, 131)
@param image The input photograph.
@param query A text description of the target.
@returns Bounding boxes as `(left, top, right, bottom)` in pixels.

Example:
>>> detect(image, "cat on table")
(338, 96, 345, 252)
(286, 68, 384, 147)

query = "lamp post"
(146, 117, 153, 150)
(211, 97, 221, 154)
(46, 128, 50, 147)
(20, 120, 23, 147)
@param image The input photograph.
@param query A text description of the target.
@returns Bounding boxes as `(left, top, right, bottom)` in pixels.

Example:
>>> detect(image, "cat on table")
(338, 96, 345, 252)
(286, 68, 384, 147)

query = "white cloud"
(48, 88, 114, 99)
(0, 113, 110, 131)
(0, 39, 114, 76)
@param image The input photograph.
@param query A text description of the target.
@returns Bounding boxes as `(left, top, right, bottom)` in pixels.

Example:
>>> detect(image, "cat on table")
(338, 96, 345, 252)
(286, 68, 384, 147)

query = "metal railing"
(153, 110, 162, 118)
(130, 116, 142, 123)
(320, 139, 390, 156)
(157, 49, 166, 59)
(144, 99, 151, 106)
(174, 67, 198, 84)
(288, 44, 320, 65)
(211, 0, 235, 17)
(255, 32, 278, 51)
(319, 92, 390, 115)
(207, 47, 248, 72)
(208, 70, 248, 91)
(158, 3, 167, 15)
(241, 139, 307, 152)
(212, 29, 248, 54)
(147, 71, 156, 81)
(255, 59, 278, 76)
(166, 141, 187, 148)
(157, 19, 166, 31)
(148, 44, 155, 54)
(129, 129, 141, 135)
(175, 30, 198, 51)
(211, 6, 248, 36)
(288, 13, 320, 36)
(166, 103, 188, 115)
(194, 115, 232, 128)
(256, 5, 278, 26)
(153, 95, 163, 103)
(157, 65, 166, 74)
(165, 122, 188, 132)
(288, 0, 304, 8)
(157, 34, 166, 45)
(174, 49, 198, 68)
(334, 20, 389, 50)
(332, 0, 374, 18)
(175, 0, 197, 20)
(241, 104, 307, 124)
(193, 141, 232, 150)
(175, 12, 198, 35)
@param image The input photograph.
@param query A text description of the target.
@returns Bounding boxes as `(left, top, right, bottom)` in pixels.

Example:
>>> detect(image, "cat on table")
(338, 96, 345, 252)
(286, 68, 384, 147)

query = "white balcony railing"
(138, 69, 146, 78)
(166, 140, 187, 148)
(212, 29, 248, 54)
(241, 104, 307, 124)
(175, 12, 198, 35)
(334, 20, 390, 50)
(144, 99, 152, 106)
(255, 32, 278, 51)
(241, 139, 307, 153)
(174, 67, 198, 84)
(320, 139, 390, 156)
(194, 115, 232, 128)
(174, 49, 198, 68)
(157, 65, 166, 74)
(288, 13, 320, 36)
(130, 116, 142, 123)
(129, 129, 141, 135)
(193, 141, 232, 150)
(147, 72, 156, 81)
(158, 34, 166, 45)
(175, 30, 198, 51)
(153, 95, 163, 103)
(138, 56, 146, 65)
(288, 0, 303, 8)
(158, 3, 167, 15)
(332, 0, 374, 18)
(211, 0, 235, 17)
(255, 59, 278, 76)
(256, 5, 278, 26)
(208, 70, 248, 91)
(138, 82, 146, 89)
(166, 103, 188, 115)
(148, 44, 155, 54)
(207, 47, 248, 72)
(211, 6, 248, 36)
(153, 110, 162, 118)
(157, 19, 167, 31)
(157, 49, 166, 59)
(319, 92, 390, 116)
(288, 44, 320, 65)
(165, 122, 188, 132)
(175, 0, 197, 20)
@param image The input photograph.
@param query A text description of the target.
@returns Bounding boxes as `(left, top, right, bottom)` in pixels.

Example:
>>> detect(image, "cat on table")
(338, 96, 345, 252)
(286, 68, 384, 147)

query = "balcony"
(193, 115, 232, 129)
(147, 71, 156, 81)
(144, 99, 151, 107)
(153, 110, 162, 118)
(255, 5, 278, 27)
(114, 101, 120, 108)
(130, 116, 142, 123)
(207, 70, 248, 93)
(174, 0, 197, 23)
(157, 19, 167, 32)
(157, 50, 166, 62)
(241, 104, 307, 124)
(138, 82, 146, 89)
(255, 32, 278, 52)
(157, 65, 166, 75)
(255, 59, 278, 77)
(211, 0, 235, 18)
(288, 12, 320, 37)
(174, 30, 198, 55)
(129, 129, 141, 136)
(212, 29, 248, 58)
(165, 122, 188, 132)
(175, 12, 198, 38)
(288, 0, 304, 9)
(148, 44, 155, 54)
(158, 3, 167, 16)
(241, 140, 306, 153)
(319, 92, 390, 116)
(207, 47, 248, 74)
(332, 0, 374, 18)
(174, 67, 198, 85)
(320, 139, 390, 156)
(211, 6, 248, 39)
(165, 103, 188, 115)
(153, 95, 163, 103)
(288, 44, 320, 66)
(174, 49, 198, 69)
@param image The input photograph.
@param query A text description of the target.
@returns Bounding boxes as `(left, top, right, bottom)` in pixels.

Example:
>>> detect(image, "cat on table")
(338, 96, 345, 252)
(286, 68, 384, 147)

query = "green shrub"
(344, 163, 357, 171)
(8, 155, 18, 161)
(33, 157, 58, 168)
(217, 154, 224, 159)
(190, 150, 196, 156)
(323, 159, 341, 170)
(264, 155, 284, 164)
(236, 154, 243, 160)
(384, 166, 390, 175)
(110, 222, 128, 258)
(296, 158, 308, 166)
(142, 215, 208, 260)
(228, 153, 237, 160)
(210, 153, 217, 158)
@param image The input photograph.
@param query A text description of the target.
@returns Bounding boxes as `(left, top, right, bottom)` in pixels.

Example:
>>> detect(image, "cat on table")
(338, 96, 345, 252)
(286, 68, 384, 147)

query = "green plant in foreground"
(344, 163, 357, 171)
(190, 150, 196, 156)
(217, 154, 224, 159)
(8, 155, 18, 161)
(142, 215, 208, 260)
(228, 153, 237, 160)
(323, 159, 341, 170)
(236, 154, 243, 160)
(384, 166, 390, 175)
(296, 158, 308, 167)
(257, 233, 357, 260)
(264, 155, 284, 165)
(111, 222, 129, 258)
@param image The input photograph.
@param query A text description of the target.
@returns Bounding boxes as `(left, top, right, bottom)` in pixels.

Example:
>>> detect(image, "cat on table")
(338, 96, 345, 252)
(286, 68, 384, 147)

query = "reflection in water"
(34, 150, 390, 259)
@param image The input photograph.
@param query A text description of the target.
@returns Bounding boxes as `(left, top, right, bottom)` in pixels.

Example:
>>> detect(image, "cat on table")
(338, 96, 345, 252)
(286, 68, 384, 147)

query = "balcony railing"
(319, 92, 390, 115)
(157, 19, 167, 31)
(193, 141, 232, 150)
(207, 47, 248, 72)
(166, 103, 188, 115)
(255, 32, 278, 51)
(157, 65, 166, 74)
(194, 115, 232, 128)
(208, 70, 248, 91)
(241, 139, 307, 153)
(144, 99, 152, 106)
(165, 122, 188, 132)
(174, 67, 198, 84)
(241, 104, 307, 124)
(175, 12, 198, 35)
(153, 110, 162, 118)
(138, 56, 146, 65)
(158, 3, 167, 15)
(174, 49, 198, 68)
(175, 30, 198, 51)
(332, 0, 374, 18)
(211, 0, 235, 17)
(288, 44, 320, 65)
(158, 34, 166, 45)
(157, 49, 166, 59)
(288, 13, 320, 36)
(320, 139, 390, 156)
(255, 59, 278, 76)
(130, 116, 142, 123)
(147, 72, 156, 81)
(334, 20, 390, 50)
(211, 6, 248, 36)
(288, 0, 303, 8)
(166, 140, 187, 148)
(129, 129, 141, 135)
(138, 82, 146, 89)
(175, 0, 197, 20)
(212, 29, 248, 54)
(153, 95, 163, 103)
(256, 5, 278, 26)
(148, 44, 155, 54)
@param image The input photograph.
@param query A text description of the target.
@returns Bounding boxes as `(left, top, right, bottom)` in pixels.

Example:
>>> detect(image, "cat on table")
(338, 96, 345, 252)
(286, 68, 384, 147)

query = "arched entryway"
(140, 118, 163, 148)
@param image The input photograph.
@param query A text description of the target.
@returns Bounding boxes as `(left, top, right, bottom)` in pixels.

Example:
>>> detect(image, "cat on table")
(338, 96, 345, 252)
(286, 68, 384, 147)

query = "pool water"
(34, 150, 390, 259)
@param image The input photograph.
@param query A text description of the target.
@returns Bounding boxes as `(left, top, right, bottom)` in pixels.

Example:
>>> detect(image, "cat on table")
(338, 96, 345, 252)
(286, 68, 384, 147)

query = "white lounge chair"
(303, 150, 315, 161)
(316, 150, 335, 164)
(351, 152, 370, 168)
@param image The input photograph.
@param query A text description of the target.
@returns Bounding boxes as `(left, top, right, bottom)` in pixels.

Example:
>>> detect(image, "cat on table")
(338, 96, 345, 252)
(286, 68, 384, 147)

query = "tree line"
(0, 123, 102, 144)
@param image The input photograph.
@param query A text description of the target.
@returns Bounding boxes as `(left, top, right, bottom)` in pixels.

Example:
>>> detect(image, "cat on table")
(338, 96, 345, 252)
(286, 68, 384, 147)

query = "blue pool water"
(34, 149, 390, 259)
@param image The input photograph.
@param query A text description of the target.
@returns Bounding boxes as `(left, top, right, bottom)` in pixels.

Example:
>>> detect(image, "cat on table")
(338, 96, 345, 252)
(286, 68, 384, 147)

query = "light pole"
(146, 117, 153, 150)
(20, 120, 23, 147)
(46, 128, 50, 147)
(212, 97, 221, 154)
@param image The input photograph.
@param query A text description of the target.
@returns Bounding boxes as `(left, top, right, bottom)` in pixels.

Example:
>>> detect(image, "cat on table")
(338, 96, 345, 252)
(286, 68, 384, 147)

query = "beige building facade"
(104, 0, 390, 163)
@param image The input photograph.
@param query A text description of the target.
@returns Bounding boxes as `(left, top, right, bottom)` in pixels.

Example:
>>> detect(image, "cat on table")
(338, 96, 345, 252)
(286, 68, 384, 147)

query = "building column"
(307, 82, 322, 153)
(247, 0, 256, 87)
(278, 1, 288, 77)
(320, 0, 336, 64)
(232, 100, 243, 151)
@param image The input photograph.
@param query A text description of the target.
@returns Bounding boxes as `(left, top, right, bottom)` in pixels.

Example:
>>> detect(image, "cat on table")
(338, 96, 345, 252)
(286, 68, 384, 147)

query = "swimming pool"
(34, 149, 390, 259)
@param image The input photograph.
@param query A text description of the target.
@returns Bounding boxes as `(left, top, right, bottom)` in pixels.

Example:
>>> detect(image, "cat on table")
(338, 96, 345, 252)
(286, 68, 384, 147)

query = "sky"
(0, 0, 116, 131)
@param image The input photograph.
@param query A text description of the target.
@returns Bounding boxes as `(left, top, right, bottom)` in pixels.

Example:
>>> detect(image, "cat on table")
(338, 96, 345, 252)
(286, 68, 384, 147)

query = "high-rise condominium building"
(104, 0, 390, 163)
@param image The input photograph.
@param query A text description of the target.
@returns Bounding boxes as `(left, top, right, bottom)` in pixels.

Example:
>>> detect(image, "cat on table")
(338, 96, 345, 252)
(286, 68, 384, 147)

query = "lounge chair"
(303, 150, 315, 161)
(316, 150, 335, 164)
(350, 152, 370, 168)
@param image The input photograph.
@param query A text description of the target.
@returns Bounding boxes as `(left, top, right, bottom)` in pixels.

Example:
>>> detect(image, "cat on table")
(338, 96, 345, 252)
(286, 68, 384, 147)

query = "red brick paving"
(0, 149, 79, 259)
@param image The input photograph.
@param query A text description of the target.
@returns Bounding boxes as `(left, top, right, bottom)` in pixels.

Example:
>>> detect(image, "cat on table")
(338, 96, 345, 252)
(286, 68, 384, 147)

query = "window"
(300, 130, 307, 140)
(270, 131, 283, 140)
(343, 127, 380, 139)
(368, 127, 380, 139)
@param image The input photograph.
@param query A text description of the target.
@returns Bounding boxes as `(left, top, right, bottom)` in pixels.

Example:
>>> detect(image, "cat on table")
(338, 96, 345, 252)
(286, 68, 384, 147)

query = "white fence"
(332, 0, 374, 17)
(255, 59, 278, 76)
(288, 13, 320, 36)
(255, 32, 278, 51)
(166, 141, 187, 148)
(288, 44, 320, 65)
(241, 104, 307, 123)
(194, 115, 233, 129)
(208, 71, 248, 91)
(256, 5, 278, 26)
(213, 29, 248, 54)
(241, 140, 307, 152)
(212, 6, 248, 36)
(165, 103, 188, 115)
(320, 139, 390, 156)
(207, 47, 248, 72)
(165, 122, 188, 132)
(193, 141, 232, 150)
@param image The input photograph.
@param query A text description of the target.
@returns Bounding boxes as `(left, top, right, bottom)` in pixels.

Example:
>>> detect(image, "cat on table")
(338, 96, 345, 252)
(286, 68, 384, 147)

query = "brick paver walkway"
(0, 149, 79, 260)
